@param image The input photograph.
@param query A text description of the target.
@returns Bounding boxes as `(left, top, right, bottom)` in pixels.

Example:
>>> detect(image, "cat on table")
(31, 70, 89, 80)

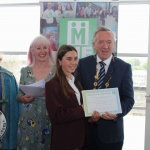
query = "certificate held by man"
(82, 88, 122, 117)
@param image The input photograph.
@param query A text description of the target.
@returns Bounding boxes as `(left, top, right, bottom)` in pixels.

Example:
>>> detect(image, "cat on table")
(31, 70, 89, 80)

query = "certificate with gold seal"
(82, 88, 122, 117)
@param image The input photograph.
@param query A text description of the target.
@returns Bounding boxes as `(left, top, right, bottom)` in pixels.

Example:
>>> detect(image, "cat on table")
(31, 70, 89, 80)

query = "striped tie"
(97, 61, 106, 89)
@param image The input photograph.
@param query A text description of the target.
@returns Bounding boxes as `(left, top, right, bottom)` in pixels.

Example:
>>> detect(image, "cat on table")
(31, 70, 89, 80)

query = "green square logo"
(59, 18, 97, 58)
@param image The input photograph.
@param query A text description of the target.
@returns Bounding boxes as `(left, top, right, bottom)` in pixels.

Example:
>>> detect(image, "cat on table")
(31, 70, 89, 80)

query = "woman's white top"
(67, 75, 81, 105)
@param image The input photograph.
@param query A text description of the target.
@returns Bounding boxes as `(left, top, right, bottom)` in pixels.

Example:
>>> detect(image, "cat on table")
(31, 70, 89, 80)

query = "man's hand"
(89, 110, 101, 122)
(101, 112, 117, 120)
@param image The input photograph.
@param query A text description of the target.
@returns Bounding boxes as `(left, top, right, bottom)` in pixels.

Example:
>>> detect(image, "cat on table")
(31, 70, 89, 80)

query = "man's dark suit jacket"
(77, 55, 134, 143)
(45, 76, 89, 150)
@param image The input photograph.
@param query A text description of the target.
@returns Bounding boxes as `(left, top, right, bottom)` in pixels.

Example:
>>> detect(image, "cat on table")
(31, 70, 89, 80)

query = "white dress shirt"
(67, 75, 81, 105)
(96, 54, 112, 75)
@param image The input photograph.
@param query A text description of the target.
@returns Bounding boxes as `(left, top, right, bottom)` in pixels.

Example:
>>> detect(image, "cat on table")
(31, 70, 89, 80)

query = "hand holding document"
(19, 79, 45, 97)
(82, 88, 122, 117)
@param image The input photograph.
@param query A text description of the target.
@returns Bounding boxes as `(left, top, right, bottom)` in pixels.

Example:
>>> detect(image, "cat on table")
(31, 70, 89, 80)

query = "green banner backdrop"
(59, 18, 97, 58)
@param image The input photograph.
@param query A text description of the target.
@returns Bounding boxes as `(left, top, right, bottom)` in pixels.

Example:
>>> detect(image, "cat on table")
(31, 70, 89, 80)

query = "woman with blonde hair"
(17, 35, 55, 150)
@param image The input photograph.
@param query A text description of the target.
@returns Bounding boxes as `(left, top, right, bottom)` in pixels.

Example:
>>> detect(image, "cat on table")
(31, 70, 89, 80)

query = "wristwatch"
(114, 114, 118, 121)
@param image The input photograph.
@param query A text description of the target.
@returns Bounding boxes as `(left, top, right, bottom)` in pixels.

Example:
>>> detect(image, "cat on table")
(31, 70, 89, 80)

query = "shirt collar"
(67, 74, 75, 83)
(96, 54, 112, 66)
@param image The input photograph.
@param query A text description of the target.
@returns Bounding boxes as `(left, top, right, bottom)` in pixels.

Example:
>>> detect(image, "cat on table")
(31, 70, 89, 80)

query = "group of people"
(76, 3, 105, 26)
(76, 3, 92, 18)
(42, 2, 75, 26)
(0, 26, 134, 150)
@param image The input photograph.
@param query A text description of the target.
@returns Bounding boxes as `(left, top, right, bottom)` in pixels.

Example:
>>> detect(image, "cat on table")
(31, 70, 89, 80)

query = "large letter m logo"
(67, 21, 89, 45)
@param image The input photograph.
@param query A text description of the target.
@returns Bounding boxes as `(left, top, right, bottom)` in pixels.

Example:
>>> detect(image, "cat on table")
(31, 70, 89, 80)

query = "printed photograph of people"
(54, 3, 63, 26)
(44, 27, 59, 60)
(40, 2, 76, 31)
(62, 2, 76, 18)
(75, 2, 118, 29)
(40, 2, 56, 27)
(40, 2, 118, 55)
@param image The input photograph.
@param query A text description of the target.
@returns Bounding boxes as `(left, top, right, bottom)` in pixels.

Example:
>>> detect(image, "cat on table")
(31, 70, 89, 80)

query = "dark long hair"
(55, 45, 82, 98)
(65, 3, 73, 10)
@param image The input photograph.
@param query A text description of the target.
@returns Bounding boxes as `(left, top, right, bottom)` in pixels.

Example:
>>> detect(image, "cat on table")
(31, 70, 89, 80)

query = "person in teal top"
(0, 60, 21, 150)
(17, 35, 55, 150)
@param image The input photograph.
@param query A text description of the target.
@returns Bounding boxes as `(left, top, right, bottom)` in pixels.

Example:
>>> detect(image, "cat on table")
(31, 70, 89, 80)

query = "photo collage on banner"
(40, 2, 119, 60)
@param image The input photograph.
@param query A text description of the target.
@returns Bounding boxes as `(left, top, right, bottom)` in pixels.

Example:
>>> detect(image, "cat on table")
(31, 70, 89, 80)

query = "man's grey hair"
(92, 26, 116, 43)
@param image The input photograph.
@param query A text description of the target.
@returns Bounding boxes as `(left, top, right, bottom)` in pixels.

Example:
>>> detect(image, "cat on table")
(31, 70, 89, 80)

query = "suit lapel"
(88, 56, 97, 83)
(102, 57, 117, 88)
(71, 94, 79, 104)
(71, 92, 83, 105)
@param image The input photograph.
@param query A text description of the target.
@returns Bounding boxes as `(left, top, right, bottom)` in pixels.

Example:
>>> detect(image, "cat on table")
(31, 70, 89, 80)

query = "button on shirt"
(67, 75, 81, 105)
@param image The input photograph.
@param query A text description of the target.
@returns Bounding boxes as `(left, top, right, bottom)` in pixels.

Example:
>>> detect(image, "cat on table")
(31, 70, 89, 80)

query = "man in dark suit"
(77, 27, 134, 150)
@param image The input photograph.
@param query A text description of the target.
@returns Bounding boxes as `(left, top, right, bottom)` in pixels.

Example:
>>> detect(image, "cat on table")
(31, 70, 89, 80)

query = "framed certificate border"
(82, 88, 122, 117)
